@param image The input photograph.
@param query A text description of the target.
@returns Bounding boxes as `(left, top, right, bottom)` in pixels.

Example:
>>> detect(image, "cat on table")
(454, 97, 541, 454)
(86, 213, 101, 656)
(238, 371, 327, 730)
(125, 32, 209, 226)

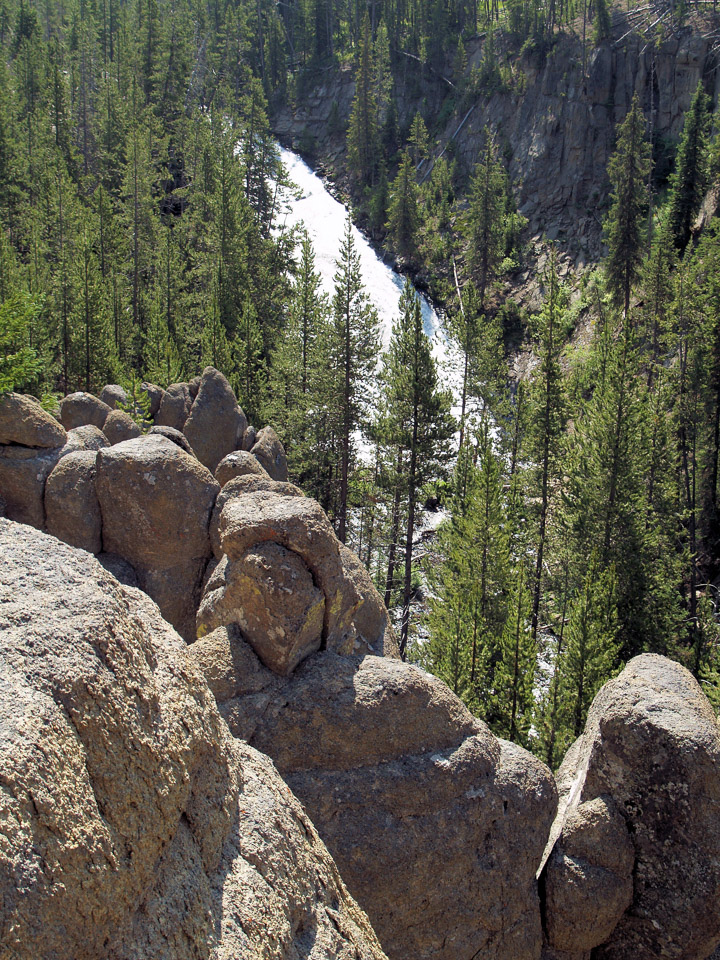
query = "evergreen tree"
(330, 217, 380, 542)
(347, 13, 376, 187)
(385, 151, 419, 262)
(462, 129, 506, 307)
(604, 94, 651, 315)
(377, 278, 454, 656)
(669, 81, 711, 251)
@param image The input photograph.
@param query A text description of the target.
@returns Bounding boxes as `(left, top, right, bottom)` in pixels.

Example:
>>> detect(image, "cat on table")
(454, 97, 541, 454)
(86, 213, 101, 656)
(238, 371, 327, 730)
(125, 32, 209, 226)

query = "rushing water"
(276, 147, 459, 393)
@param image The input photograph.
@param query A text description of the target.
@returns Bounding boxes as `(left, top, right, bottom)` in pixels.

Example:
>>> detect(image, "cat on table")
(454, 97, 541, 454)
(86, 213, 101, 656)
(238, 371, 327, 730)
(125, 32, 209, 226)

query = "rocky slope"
(0, 520, 386, 960)
(4, 386, 720, 960)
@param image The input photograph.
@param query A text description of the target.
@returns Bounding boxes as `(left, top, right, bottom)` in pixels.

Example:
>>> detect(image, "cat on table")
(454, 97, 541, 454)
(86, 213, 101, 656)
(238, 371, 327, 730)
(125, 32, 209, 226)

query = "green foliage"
(604, 95, 651, 314)
(669, 81, 711, 250)
(0, 291, 43, 394)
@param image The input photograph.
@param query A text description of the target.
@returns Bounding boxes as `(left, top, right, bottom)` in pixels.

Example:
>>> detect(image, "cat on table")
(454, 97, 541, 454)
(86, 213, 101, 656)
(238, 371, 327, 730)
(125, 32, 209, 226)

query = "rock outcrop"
(0, 392, 67, 448)
(59, 391, 112, 430)
(0, 520, 388, 960)
(251, 425, 289, 481)
(540, 654, 720, 960)
(103, 408, 142, 444)
(45, 450, 102, 553)
(214, 450, 269, 486)
(191, 627, 557, 960)
(155, 382, 193, 431)
(96, 435, 219, 640)
(183, 367, 246, 472)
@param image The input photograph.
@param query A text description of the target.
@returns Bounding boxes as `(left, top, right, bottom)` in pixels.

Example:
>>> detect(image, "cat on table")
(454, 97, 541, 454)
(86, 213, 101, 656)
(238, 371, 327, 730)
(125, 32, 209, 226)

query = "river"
(276, 147, 461, 404)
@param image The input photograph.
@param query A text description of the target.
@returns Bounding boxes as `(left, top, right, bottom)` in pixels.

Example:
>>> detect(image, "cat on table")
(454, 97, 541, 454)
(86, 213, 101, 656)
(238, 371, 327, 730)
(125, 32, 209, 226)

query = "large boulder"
(0, 444, 63, 528)
(542, 796, 634, 955)
(99, 384, 128, 409)
(62, 424, 109, 452)
(540, 654, 720, 960)
(214, 450, 269, 487)
(141, 381, 165, 418)
(183, 367, 245, 473)
(190, 629, 557, 960)
(251, 426, 289, 481)
(0, 521, 388, 960)
(103, 409, 142, 445)
(218, 491, 394, 655)
(45, 450, 102, 553)
(148, 424, 196, 456)
(197, 549, 325, 674)
(209, 474, 304, 558)
(59, 392, 112, 430)
(95, 435, 219, 640)
(0, 393, 66, 448)
(154, 383, 192, 431)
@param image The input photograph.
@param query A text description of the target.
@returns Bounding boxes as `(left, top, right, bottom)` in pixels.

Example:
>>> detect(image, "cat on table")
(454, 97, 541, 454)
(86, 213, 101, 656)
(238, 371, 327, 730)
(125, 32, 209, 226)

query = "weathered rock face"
(540, 654, 720, 960)
(59, 391, 112, 430)
(197, 549, 325, 674)
(63, 424, 110, 452)
(155, 382, 193, 431)
(214, 450, 269, 487)
(251, 425, 289, 481)
(45, 450, 102, 553)
(209, 474, 305, 559)
(183, 367, 244, 473)
(190, 628, 557, 960)
(0, 521, 388, 960)
(241, 424, 256, 451)
(96, 435, 219, 640)
(103, 408, 142, 444)
(0, 444, 63, 528)
(542, 796, 634, 955)
(218, 491, 395, 655)
(99, 383, 128, 409)
(0, 393, 66, 448)
(148, 424, 196, 455)
(141, 381, 165, 418)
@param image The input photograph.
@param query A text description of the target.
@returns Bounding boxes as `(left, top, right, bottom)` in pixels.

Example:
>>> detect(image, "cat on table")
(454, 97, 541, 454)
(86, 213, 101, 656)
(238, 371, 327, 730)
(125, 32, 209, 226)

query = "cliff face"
(273, 24, 719, 269)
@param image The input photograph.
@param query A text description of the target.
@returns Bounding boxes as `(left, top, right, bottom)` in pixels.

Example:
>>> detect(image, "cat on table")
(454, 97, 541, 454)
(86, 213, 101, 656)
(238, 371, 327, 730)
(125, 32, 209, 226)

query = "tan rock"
(241, 424, 256, 451)
(0, 521, 387, 960)
(141, 381, 165, 418)
(543, 654, 720, 960)
(148, 424, 195, 456)
(209, 475, 304, 558)
(103, 409, 142, 444)
(214, 450, 269, 487)
(183, 367, 245, 473)
(95, 435, 219, 639)
(99, 384, 128, 409)
(154, 383, 192, 431)
(45, 450, 101, 553)
(0, 444, 63, 528)
(543, 797, 633, 954)
(0, 392, 66, 448)
(191, 630, 557, 960)
(251, 425, 289, 481)
(62, 424, 109, 452)
(59, 391, 111, 430)
(197, 547, 325, 674)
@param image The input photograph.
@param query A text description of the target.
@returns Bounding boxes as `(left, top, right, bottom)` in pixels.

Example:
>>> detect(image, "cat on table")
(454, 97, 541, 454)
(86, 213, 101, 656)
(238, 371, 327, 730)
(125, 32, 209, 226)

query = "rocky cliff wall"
(273, 23, 720, 269)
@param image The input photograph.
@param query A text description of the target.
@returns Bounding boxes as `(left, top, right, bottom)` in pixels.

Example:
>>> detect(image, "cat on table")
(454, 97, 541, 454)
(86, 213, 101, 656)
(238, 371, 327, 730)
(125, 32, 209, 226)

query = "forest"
(2, 0, 720, 768)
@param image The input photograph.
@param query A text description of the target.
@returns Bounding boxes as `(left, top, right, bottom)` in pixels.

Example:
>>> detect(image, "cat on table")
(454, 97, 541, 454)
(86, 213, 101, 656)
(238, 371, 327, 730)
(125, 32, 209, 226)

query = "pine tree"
(385, 151, 419, 262)
(378, 278, 454, 656)
(491, 561, 535, 746)
(462, 129, 506, 307)
(604, 94, 651, 315)
(347, 13, 376, 187)
(330, 217, 380, 542)
(669, 81, 711, 251)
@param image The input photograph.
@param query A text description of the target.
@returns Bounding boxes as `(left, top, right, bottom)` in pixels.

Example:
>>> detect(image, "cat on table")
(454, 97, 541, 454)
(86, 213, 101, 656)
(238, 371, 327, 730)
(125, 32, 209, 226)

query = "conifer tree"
(669, 81, 711, 251)
(385, 151, 419, 262)
(604, 94, 651, 315)
(330, 217, 380, 542)
(347, 13, 376, 187)
(377, 279, 453, 656)
(491, 561, 535, 746)
(463, 129, 506, 307)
